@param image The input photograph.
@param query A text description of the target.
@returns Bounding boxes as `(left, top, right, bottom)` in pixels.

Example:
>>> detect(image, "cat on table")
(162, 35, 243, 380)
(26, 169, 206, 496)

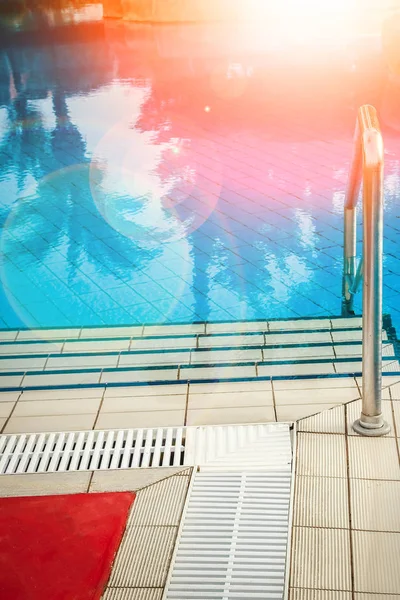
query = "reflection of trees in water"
(0, 35, 161, 313)
(123, 38, 369, 317)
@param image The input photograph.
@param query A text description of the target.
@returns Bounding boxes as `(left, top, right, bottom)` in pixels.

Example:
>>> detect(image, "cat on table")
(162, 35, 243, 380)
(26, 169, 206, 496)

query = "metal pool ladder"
(343, 104, 390, 436)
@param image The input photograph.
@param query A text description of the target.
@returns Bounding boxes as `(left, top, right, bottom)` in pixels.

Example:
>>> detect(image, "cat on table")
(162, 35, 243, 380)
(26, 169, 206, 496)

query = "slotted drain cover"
(164, 424, 293, 600)
(0, 423, 290, 475)
(0, 428, 186, 474)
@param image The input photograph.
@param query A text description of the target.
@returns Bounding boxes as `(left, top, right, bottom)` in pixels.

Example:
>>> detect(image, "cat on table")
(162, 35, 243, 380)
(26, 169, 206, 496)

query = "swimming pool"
(1, 19, 400, 331)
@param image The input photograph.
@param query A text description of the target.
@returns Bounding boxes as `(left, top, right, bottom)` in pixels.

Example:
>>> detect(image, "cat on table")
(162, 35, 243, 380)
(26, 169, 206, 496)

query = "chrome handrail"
(343, 105, 390, 436)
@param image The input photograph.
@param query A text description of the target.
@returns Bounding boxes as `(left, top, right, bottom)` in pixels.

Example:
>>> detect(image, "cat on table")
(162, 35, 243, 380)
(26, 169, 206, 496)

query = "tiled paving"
(1, 20, 400, 331)
(290, 381, 400, 598)
(0, 376, 358, 433)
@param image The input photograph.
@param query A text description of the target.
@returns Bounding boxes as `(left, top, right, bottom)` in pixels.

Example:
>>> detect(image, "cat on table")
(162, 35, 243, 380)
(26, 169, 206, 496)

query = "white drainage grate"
(164, 424, 293, 600)
(0, 428, 186, 475)
(0, 423, 292, 476)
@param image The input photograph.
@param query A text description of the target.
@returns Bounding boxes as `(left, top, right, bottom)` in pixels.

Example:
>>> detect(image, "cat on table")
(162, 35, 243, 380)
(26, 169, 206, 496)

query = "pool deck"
(2, 383, 400, 598)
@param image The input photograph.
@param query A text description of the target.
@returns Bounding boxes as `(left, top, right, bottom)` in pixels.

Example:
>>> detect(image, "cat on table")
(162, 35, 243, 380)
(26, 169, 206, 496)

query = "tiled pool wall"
(0, 21, 400, 333)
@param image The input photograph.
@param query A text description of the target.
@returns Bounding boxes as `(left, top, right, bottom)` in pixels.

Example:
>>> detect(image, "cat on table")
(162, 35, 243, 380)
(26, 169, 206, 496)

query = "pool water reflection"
(1, 17, 400, 331)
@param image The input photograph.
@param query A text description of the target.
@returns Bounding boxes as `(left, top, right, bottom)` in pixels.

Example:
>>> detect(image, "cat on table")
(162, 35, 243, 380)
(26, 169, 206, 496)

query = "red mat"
(0, 491, 135, 600)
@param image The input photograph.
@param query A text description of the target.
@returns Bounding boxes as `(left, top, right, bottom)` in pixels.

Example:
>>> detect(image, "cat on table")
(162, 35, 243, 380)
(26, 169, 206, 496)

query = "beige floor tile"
(392, 403, 400, 435)
(82, 325, 142, 338)
(274, 377, 357, 390)
(0, 374, 24, 388)
(143, 323, 205, 336)
(63, 340, 130, 353)
(333, 344, 362, 357)
(12, 397, 101, 417)
(291, 527, 351, 590)
(269, 318, 331, 331)
(4, 413, 97, 434)
(0, 417, 6, 431)
(296, 433, 347, 477)
(180, 365, 257, 380)
(297, 405, 346, 434)
(100, 368, 179, 384)
(206, 321, 268, 333)
(101, 395, 186, 413)
(128, 475, 189, 527)
(0, 392, 21, 403)
(190, 348, 262, 364)
(0, 357, 47, 372)
(351, 479, 400, 532)
(188, 380, 272, 393)
(353, 530, 400, 594)
(259, 362, 335, 377)
(198, 333, 264, 348)
(16, 328, 81, 340)
(263, 345, 335, 360)
(186, 405, 275, 426)
(390, 382, 400, 400)
(118, 351, 189, 367)
(330, 317, 362, 329)
(20, 388, 104, 401)
(95, 410, 185, 430)
(275, 386, 359, 406)
(346, 399, 394, 436)
(0, 330, 18, 341)
(294, 476, 349, 528)
(90, 467, 190, 493)
(334, 360, 362, 373)
(103, 588, 163, 600)
(188, 390, 273, 410)
(276, 403, 341, 422)
(354, 595, 400, 599)
(0, 342, 62, 355)
(290, 590, 351, 599)
(0, 402, 15, 418)
(265, 332, 332, 345)
(104, 384, 188, 398)
(348, 436, 400, 480)
(108, 525, 177, 587)
(81, 325, 141, 338)
(0, 472, 91, 497)
(23, 371, 101, 387)
(46, 354, 119, 370)
(132, 336, 196, 350)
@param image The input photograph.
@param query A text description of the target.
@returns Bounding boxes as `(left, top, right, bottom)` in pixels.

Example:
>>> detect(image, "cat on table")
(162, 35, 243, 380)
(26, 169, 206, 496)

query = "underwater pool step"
(0, 356, 398, 391)
(0, 341, 395, 372)
(0, 321, 387, 358)
(0, 316, 363, 344)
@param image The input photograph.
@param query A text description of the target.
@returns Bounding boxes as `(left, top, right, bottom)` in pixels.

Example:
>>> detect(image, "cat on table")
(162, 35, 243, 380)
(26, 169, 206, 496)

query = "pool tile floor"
(1, 23, 400, 334)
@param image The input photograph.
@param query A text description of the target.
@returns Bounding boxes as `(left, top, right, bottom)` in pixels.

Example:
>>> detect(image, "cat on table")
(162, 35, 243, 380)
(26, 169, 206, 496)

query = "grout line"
(116, 352, 122, 368)
(344, 402, 355, 600)
(86, 470, 94, 493)
(271, 378, 278, 422)
(287, 423, 299, 595)
(43, 354, 51, 371)
(184, 383, 190, 426)
(0, 395, 20, 434)
(93, 386, 107, 430)
(389, 390, 400, 467)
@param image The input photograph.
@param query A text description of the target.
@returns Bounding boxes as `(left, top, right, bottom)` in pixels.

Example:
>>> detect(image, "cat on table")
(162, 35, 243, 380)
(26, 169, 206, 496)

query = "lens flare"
(89, 118, 222, 249)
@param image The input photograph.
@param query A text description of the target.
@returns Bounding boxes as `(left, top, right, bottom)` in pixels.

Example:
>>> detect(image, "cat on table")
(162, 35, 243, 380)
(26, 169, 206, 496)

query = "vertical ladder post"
(346, 106, 390, 436)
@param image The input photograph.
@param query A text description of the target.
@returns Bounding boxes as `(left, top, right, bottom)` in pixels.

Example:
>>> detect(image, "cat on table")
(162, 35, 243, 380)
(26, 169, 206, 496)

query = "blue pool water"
(1, 17, 400, 331)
